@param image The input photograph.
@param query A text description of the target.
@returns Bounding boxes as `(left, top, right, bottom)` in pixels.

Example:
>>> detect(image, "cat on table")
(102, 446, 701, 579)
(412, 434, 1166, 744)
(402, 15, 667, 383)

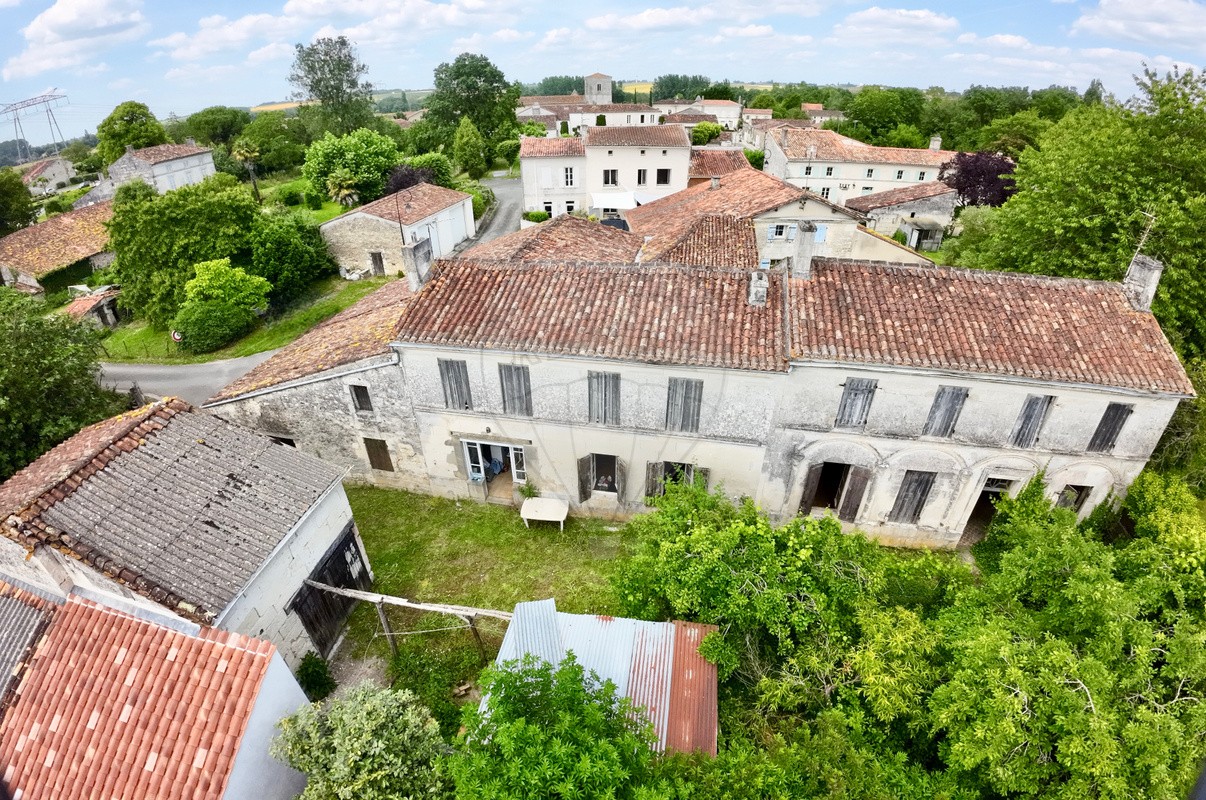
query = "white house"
(845, 181, 959, 250)
(764, 127, 956, 205)
(75, 140, 217, 208)
(520, 136, 588, 217)
(0, 398, 374, 667)
(741, 108, 773, 127)
(519, 102, 660, 135)
(320, 182, 475, 283)
(21, 157, 75, 195)
(653, 97, 742, 129)
(739, 118, 815, 151)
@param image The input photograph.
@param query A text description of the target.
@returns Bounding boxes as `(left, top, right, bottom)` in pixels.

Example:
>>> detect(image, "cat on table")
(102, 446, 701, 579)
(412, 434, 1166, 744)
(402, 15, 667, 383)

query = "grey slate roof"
(0, 583, 54, 703)
(37, 410, 342, 615)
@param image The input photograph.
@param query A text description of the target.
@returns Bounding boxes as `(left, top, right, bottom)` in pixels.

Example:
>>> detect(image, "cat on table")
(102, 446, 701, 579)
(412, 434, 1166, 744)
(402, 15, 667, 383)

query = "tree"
(289, 36, 375, 135)
(59, 140, 93, 165)
(424, 53, 519, 153)
(651, 74, 711, 101)
(183, 258, 269, 312)
(273, 684, 448, 800)
(939, 151, 1016, 206)
(384, 164, 435, 195)
(976, 109, 1052, 159)
(95, 101, 168, 165)
(0, 168, 34, 238)
(171, 300, 256, 354)
(452, 116, 488, 179)
(326, 168, 359, 206)
(398, 152, 454, 188)
(702, 81, 735, 101)
(1031, 85, 1083, 122)
(526, 75, 583, 96)
(230, 138, 261, 203)
(845, 87, 907, 138)
(241, 111, 309, 173)
(0, 289, 122, 480)
(375, 94, 409, 115)
(184, 106, 250, 146)
(1083, 78, 1106, 105)
(880, 123, 927, 149)
(108, 174, 259, 328)
(450, 655, 656, 800)
(249, 212, 334, 307)
(301, 128, 399, 203)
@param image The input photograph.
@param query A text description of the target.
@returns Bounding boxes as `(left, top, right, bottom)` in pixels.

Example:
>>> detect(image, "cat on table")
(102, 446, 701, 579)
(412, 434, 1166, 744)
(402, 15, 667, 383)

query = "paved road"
(476, 175, 522, 245)
(100, 349, 279, 406)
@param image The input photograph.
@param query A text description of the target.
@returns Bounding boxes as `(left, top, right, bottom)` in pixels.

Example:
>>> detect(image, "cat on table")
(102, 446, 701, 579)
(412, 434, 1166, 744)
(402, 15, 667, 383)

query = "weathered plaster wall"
(222, 652, 309, 800)
(864, 192, 958, 235)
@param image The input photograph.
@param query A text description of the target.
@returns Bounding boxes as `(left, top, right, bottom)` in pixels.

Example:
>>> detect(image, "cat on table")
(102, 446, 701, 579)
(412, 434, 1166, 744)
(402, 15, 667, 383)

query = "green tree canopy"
(975, 109, 1053, 159)
(452, 116, 487, 179)
(374, 94, 409, 114)
(249, 211, 334, 307)
(240, 111, 310, 173)
(183, 106, 251, 146)
(691, 121, 723, 145)
(289, 35, 375, 135)
(183, 258, 269, 312)
(0, 289, 121, 480)
(424, 53, 519, 150)
(650, 73, 711, 101)
(96, 101, 168, 165)
(302, 128, 399, 203)
(845, 87, 908, 139)
(0, 168, 34, 238)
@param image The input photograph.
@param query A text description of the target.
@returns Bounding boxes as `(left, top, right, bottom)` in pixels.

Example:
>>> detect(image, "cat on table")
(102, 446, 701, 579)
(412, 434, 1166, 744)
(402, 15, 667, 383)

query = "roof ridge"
(812, 257, 1128, 291)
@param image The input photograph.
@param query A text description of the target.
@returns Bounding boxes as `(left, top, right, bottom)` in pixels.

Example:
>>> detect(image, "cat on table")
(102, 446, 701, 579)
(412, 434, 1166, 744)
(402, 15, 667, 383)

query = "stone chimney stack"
(748, 270, 769, 306)
(792, 221, 817, 279)
(928, 135, 942, 151)
(124, 144, 134, 154)
(185, 137, 196, 146)
(1123, 253, 1163, 312)
(709, 176, 720, 190)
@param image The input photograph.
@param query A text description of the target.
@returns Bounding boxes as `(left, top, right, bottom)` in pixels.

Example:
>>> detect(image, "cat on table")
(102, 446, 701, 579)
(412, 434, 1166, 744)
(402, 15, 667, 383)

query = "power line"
(1, 90, 68, 160)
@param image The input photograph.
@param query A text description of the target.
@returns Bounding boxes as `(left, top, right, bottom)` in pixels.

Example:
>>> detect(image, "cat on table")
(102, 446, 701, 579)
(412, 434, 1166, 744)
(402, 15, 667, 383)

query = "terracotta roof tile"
(845, 181, 956, 212)
(776, 128, 955, 166)
(584, 125, 690, 148)
(667, 113, 718, 124)
(688, 148, 750, 179)
(791, 259, 1193, 395)
(60, 288, 120, 320)
(337, 183, 471, 227)
(750, 118, 815, 132)
(0, 596, 275, 800)
(520, 137, 585, 158)
(647, 215, 760, 269)
(20, 159, 58, 185)
(462, 214, 642, 263)
(209, 278, 413, 402)
(0, 201, 112, 278)
(393, 259, 788, 372)
(743, 109, 773, 115)
(129, 143, 210, 165)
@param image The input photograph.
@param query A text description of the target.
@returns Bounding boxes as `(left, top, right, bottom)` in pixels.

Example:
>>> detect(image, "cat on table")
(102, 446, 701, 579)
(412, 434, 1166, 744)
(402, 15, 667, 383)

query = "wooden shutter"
(577, 455, 593, 502)
(588, 371, 621, 425)
(616, 459, 627, 501)
(887, 470, 936, 524)
(363, 438, 393, 471)
(786, 223, 798, 242)
(499, 364, 532, 416)
(799, 463, 824, 511)
(666, 378, 703, 433)
(645, 461, 665, 499)
(438, 359, 472, 410)
(1010, 395, 1054, 448)
(1087, 403, 1133, 453)
(288, 524, 373, 657)
(838, 466, 870, 522)
(694, 467, 711, 490)
(922, 386, 969, 438)
(766, 225, 775, 242)
(835, 378, 877, 429)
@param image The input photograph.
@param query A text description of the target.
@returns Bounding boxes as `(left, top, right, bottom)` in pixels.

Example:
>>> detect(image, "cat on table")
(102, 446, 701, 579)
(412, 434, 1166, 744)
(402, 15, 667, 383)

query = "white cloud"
(586, 7, 708, 32)
(725, 24, 774, 37)
(247, 42, 294, 65)
(1072, 0, 1206, 52)
(3, 0, 149, 81)
(451, 28, 532, 53)
(149, 13, 300, 61)
(829, 7, 959, 45)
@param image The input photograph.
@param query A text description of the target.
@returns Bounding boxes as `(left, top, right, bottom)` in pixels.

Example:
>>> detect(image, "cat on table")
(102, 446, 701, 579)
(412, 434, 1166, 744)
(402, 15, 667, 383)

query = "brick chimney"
(792, 221, 816, 279)
(928, 135, 942, 151)
(748, 270, 769, 306)
(1123, 253, 1163, 312)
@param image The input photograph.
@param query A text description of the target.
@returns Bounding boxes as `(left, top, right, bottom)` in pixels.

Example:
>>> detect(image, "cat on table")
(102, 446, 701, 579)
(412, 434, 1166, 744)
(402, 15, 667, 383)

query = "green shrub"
(389, 633, 481, 737)
(595, 114, 607, 126)
(522, 210, 550, 223)
(172, 300, 255, 353)
(691, 121, 723, 144)
(453, 177, 494, 219)
(495, 138, 520, 165)
(743, 149, 765, 170)
(400, 152, 454, 189)
(276, 185, 303, 206)
(892, 229, 909, 245)
(296, 652, 337, 701)
(559, 120, 569, 135)
(304, 190, 324, 210)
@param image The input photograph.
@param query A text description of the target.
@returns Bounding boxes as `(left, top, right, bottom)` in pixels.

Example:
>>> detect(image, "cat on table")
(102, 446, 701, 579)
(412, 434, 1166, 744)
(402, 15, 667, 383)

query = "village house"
(0, 583, 308, 799)
(738, 117, 815, 151)
(801, 103, 846, 124)
(74, 140, 216, 208)
(319, 182, 475, 283)
(0, 200, 112, 296)
(653, 96, 742, 129)
(60, 285, 121, 328)
(20, 156, 75, 196)
(0, 398, 374, 666)
(202, 216, 1188, 550)
(687, 148, 752, 187)
(764, 127, 956, 205)
(845, 181, 959, 250)
(518, 101, 660, 135)
(741, 108, 774, 127)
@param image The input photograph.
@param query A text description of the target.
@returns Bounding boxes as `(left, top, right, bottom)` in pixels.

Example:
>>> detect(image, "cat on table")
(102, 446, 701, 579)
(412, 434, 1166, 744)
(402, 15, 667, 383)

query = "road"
(100, 349, 279, 406)
(475, 175, 522, 245)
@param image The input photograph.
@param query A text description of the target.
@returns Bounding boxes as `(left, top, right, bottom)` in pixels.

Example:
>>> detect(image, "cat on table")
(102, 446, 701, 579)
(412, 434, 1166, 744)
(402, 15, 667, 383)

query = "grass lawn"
(101, 275, 389, 363)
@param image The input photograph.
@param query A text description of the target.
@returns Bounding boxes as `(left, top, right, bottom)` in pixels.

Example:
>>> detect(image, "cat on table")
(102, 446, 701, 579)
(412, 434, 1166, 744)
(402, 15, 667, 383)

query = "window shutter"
(645, 461, 665, 499)
(766, 225, 775, 243)
(616, 459, 627, 501)
(588, 371, 620, 425)
(814, 224, 828, 243)
(577, 455, 593, 503)
(1010, 395, 1054, 448)
(799, 463, 825, 511)
(363, 438, 394, 472)
(922, 386, 968, 438)
(438, 359, 472, 410)
(836, 378, 877, 429)
(694, 467, 710, 490)
(887, 470, 936, 524)
(838, 466, 870, 522)
(500, 365, 533, 416)
(1087, 403, 1133, 453)
(786, 223, 798, 242)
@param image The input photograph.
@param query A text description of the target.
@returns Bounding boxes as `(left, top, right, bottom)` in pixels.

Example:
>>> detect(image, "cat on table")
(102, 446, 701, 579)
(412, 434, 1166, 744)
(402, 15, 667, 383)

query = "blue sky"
(1, 0, 1202, 144)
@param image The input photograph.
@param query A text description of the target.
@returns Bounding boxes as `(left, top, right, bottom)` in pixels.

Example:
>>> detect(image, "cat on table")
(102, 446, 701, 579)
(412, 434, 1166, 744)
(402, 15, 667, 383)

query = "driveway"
(476, 175, 522, 245)
(100, 349, 278, 406)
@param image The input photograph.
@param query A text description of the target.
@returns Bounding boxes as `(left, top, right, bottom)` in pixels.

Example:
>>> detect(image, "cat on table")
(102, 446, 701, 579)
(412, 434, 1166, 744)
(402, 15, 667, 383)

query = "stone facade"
(320, 201, 470, 282)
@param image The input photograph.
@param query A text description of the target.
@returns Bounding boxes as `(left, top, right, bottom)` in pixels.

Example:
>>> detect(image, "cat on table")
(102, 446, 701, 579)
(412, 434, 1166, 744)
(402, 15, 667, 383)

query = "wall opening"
(959, 477, 1013, 548)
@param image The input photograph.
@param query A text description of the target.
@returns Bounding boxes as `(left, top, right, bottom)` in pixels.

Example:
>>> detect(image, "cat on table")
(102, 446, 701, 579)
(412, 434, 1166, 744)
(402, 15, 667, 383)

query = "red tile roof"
(520, 137, 586, 158)
(585, 125, 690, 148)
(743, 109, 773, 115)
(0, 596, 276, 800)
(775, 128, 956, 166)
(801, 103, 824, 112)
(60, 287, 120, 320)
(688, 148, 750, 179)
(791, 259, 1193, 395)
(750, 118, 815, 132)
(20, 159, 59, 185)
(339, 183, 471, 227)
(667, 113, 718, 124)
(845, 181, 956, 212)
(462, 214, 642, 263)
(646, 215, 760, 269)
(393, 259, 788, 372)
(129, 143, 210, 164)
(209, 279, 413, 402)
(0, 201, 112, 278)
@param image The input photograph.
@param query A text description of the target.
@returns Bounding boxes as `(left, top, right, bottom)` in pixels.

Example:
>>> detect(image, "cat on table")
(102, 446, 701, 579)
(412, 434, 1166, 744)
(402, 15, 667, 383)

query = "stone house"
(801, 103, 846, 124)
(74, 140, 216, 208)
(845, 181, 959, 250)
(319, 182, 475, 283)
(0, 398, 374, 666)
(0, 585, 308, 799)
(764, 127, 955, 205)
(519, 101, 660, 135)
(61, 286, 122, 328)
(653, 97, 742, 129)
(21, 156, 75, 196)
(687, 148, 751, 187)
(202, 232, 1189, 550)
(741, 108, 773, 127)
(738, 118, 816, 151)
(0, 200, 113, 296)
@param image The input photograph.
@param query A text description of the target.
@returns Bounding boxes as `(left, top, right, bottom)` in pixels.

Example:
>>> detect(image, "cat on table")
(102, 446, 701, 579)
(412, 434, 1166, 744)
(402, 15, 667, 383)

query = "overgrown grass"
(100, 276, 389, 363)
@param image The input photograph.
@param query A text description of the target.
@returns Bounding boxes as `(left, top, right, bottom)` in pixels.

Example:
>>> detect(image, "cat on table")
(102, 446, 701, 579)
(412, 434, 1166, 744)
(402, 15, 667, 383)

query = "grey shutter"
(577, 455, 593, 502)
(645, 461, 665, 499)
(887, 470, 936, 524)
(666, 378, 703, 432)
(499, 364, 532, 416)
(616, 459, 627, 502)
(589, 372, 621, 425)
(922, 386, 969, 437)
(694, 467, 710, 490)
(799, 463, 824, 511)
(837, 466, 870, 522)
(1087, 403, 1133, 453)
(438, 359, 472, 410)
(1010, 395, 1054, 448)
(835, 378, 877, 429)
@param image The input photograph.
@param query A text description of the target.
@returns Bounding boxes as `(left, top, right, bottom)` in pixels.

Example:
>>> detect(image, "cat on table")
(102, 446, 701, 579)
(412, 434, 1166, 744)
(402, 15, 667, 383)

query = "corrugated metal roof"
(627, 620, 676, 751)
(667, 621, 718, 756)
(497, 598, 564, 665)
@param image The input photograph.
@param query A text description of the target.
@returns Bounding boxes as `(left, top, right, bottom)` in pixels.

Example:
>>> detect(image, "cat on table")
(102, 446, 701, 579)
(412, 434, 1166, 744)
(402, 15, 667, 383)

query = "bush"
(304, 190, 324, 210)
(296, 652, 336, 701)
(559, 120, 569, 135)
(522, 210, 550, 223)
(399, 152, 454, 189)
(691, 121, 723, 144)
(302, 128, 399, 203)
(495, 138, 520, 165)
(276, 185, 303, 206)
(453, 177, 494, 219)
(42, 198, 70, 215)
(172, 300, 255, 353)
(595, 114, 607, 126)
(388, 633, 481, 737)
(184, 258, 270, 312)
(250, 212, 335, 307)
(744, 149, 765, 170)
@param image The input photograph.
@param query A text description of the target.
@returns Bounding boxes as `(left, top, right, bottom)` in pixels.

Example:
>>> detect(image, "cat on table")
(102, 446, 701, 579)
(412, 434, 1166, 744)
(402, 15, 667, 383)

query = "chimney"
(805, 144, 817, 160)
(1123, 253, 1163, 312)
(124, 144, 134, 154)
(928, 135, 942, 151)
(709, 176, 720, 190)
(792, 221, 817, 279)
(185, 137, 196, 146)
(748, 270, 769, 306)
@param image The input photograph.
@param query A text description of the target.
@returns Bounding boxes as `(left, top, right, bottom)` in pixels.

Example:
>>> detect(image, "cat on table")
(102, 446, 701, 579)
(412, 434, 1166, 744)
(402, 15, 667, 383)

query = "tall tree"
(240, 111, 309, 173)
(452, 116, 487, 179)
(249, 211, 334, 307)
(975, 109, 1052, 159)
(301, 128, 399, 203)
(845, 87, 908, 139)
(650, 73, 711, 101)
(95, 101, 168, 165)
(0, 168, 35, 238)
(424, 53, 519, 150)
(289, 36, 375, 135)
(940, 151, 1017, 206)
(184, 106, 251, 146)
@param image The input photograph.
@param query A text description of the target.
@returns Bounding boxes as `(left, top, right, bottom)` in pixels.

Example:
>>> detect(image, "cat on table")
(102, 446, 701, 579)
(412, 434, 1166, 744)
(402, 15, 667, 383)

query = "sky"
(0, 0, 1203, 144)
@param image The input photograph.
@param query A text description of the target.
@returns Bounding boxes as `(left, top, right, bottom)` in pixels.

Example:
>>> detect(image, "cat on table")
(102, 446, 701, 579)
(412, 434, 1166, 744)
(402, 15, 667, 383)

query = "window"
(1087, 402, 1133, 453)
(438, 359, 472, 410)
(499, 364, 533, 416)
(804, 165, 813, 176)
(922, 386, 969, 438)
(656, 168, 671, 185)
(564, 167, 575, 187)
(637, 168, 647, 186)
(662, 150, 667, 155)
(369, 252, 384, 275)
(866, 168, 874, 178)
(799, 462, 870, 522)
(350, 384, 373, 412)
(835, 378, 877, 429)
(565, 201, 575, 213)
(888, 470, 937, 524)
(1056, 484, 1093, 512)
(862, 186, 873, 193)
(269, 435, 296, 447)
(363, 438, 394, 471)
(918, 171, 927, 180)
(666, 377, 703, 432)
(603, 169, 618, 186)
(769, 223, 787, 240)
(577, 453, 625, 500)
(626, 115, 631, 123)
(825, 166, 834, 176)
(895, 169, 904, 179)
(543, 201, 553, 214)
(1010, 395, 1054, 448)
(820, 187, 831, 199)
(645, 461, 710, 497)
(588, 371, 621, 425)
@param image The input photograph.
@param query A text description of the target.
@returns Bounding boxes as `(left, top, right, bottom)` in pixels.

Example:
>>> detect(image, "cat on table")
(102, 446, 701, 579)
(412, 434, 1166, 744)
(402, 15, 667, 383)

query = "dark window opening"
(269, 435, 296, 447)
(960, 477, 1013, 547)
(1057, 484, 1093, 513)
(888, 470, 937, 525)
(363, 437, 394, 471)
(350, 384, 373, 412)
(577, 453, 624, 501)
(798, 461, 869, 522)
(645, 461, 710, 498)
(656, 168, 671, 185)
(369, 251, 385, 275)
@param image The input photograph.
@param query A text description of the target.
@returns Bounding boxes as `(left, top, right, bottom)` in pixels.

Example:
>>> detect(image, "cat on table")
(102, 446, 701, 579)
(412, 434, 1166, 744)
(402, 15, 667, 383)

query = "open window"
(1056, 484, 1093, 513)
(798, 462, 870, 522)
(645, 461, 710, 498)
(577, 453, 626, 501)
(961, 476, 1013, 545)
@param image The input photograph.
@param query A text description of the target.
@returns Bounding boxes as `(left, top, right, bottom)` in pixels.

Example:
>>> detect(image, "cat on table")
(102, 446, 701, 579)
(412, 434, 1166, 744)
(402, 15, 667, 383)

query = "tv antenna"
(1, 89, 68, 163)
(1134, 210, 1157, 258)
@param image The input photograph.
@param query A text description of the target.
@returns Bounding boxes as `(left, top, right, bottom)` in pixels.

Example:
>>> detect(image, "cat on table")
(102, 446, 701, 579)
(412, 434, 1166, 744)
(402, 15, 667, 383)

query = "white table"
(520, 497, 569, 531)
